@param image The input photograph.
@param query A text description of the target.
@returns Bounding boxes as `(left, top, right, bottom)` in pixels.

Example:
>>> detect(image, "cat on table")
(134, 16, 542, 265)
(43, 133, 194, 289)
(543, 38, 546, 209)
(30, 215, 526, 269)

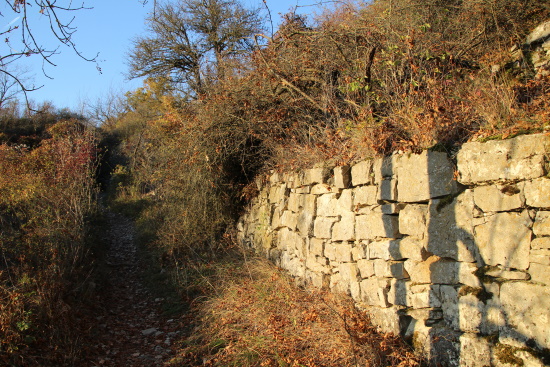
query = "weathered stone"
(303, 167, 331, 185)
(309, 238, 324, 257)
(269, 171, 280, 184)
(356, 213, 401, 240)
(359, 305, 405, 335)
(313, 216, 338, 239)
(357, 259, 375, 278)
(339, 262, 359, 283)
(333, 242, 353, 262)
(350, 279, 361, 301)
(427, 190, 477, 262)
(485, 267, 530, 280)
(532, 237, 550, 249)
(473, 184, 524, 212)
(378, 178, 398, 201)
(398, 236, 430, 261)
(351, 160, 373, 186)
(360, 277, 391, 307)
(369, 239, 399, 260)
(305, 270, 328, 288)
(317, 193, 338, 217)
(354, 185, 378, 207)
(459, 333, 492, 367)
(305, 256, 331, 274)
(526, 19, 550, 45)
(530, 249, 550, 265)
(457, 134, 550, 184)
(500, 281, 550, 348)
(409, 284, 441, 308)
(287, 193, 302, 212)
(296, 211, 314, 237)
(399, 204, 428, 238)
(404, 308, 443, 323)
(271, 207, 282, 229)
(332, 212, 356, 241)
(529, 263, 550, 285)
(373, 155, 400, 184)
(269, 183, 288, 204)
(397, 150, 457, 202)
(351, 242, 368, 261)
(388, 279, 409, 306)
(334, 166, 351, 188)
(310, 184, 334, 195)
(280, 210, 298, 230)
(524, 178, 550, 208)
(404, 256, 460, 284)
(373, 259, 408, 279)
(373, 203, 405, 214)
(405, 323, 460, 366)
(475, 211, 532, 270)
(533, 211, 550, 236)
(337, 190, 354, 214)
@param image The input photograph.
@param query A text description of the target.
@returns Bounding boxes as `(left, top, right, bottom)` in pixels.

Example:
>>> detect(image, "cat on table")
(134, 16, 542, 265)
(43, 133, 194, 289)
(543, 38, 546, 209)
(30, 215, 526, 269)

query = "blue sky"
(3, 0, 326, 112)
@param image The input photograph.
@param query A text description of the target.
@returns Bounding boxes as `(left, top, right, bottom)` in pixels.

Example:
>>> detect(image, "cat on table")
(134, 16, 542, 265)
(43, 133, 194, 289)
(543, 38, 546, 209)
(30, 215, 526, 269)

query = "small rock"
(142, 327, 157, 336)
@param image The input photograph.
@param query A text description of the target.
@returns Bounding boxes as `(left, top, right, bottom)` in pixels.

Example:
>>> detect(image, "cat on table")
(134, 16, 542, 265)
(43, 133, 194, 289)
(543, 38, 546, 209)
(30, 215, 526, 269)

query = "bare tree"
(127, 0, 265, 98)
(1, 0, 97, 103)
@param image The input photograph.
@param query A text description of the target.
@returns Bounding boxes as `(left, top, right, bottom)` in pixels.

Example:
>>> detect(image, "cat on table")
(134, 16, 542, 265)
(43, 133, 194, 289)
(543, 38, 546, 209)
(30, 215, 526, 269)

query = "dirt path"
(83, 210, 181, 367)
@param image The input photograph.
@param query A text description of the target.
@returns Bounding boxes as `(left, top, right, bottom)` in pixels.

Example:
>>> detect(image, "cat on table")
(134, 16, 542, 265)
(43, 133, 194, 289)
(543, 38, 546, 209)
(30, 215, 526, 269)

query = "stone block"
(305, 270, 328, 288)
(459, 333, 492, 367)
(310, 184, 334, 195)
(351, 160, 373, 186)
(287, 193, 302, 212)
(475, 211, 532, 270)
(303, 167, 331, 185)
(378, 178, 398, 201)
(530, 249, 550, 265)
(388, 279, 410, 306)
(397, 150, 457, 202)
(351, 243, 368, 261)
(360, 277, 391, 307)
(369, 239, 399, 260)
(525, 178, 550, 208)
(309, 238, 324, 257)
(357, 259, 375, 278)
(373, 203, 405, 214)
(313, 216, 338, 239)
(305, 256, 331, 274)
(339, 262, 359, 282)
(297, 211, 314, 238)
(332, 212, 356, 241)
(269, 183, 288, 204)
(280, 210, 298, 230)
(324, 243, 337, 261)
(334, 166, 351, 188)
(500, 281, 550, 349)
(399, 204, 428, 238)
(350, 279, 361, 301)
(473, 184, 524, 212)
(398, 236, 430, 261)
(427, 190, 477, 262)
(533, 211, 550, 236)
(532, 237, 550, 249)
(457, 133, 550, 184)
(404, 256, 460, 284)
(529, 263, 550, 285)
(337, 189, 354, 215)
(484, 267, 530, 280)
(356, 213, 401, 240)
(317, 193, 338, 217)
(354, 185, 378, 207)
(373, 155, 399, 184)
(359, 305, 406, 335)
(334, 242, 353, 262)
(409, 284, 441, 308)
(405, 322, 460, 366)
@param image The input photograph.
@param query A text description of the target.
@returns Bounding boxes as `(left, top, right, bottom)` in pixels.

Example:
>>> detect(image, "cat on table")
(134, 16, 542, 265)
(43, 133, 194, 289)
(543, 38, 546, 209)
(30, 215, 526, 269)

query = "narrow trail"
(84, 210, 181, 367)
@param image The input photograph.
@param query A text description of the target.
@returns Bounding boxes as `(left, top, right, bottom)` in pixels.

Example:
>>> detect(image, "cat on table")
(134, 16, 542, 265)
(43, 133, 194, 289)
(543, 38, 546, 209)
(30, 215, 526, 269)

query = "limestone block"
(458, 293, 484, 333)
(305, 270, 328, 288)
(398, 236, 430, 261)
(359, 305, 405, 335)
(459, 333, 492, 367)
(530, 249, 550, 265)
(378, 178, 398, 201)
(529, 263, 550, 285)
(485, 267, 530, 280)
(473, 184, 524, 212)
(280, 210, 298, 230)
(399, 204, 428, 238)
(305, 256, 331, 274)
(324, 243, 337, 261)
(356, 213, 401, 240)
(404, 256, 460, 285)
(330, 272, 348, 293)
(271, 207, 283, 229)
(532, 237, 550, 249)
(337, 189, 354, 214)
(334, 166, 351, 188)
(525, 178, 550, 208)
(297, 211, 314, 237)
(500, 281, 550, 349)
(397, 150, 457, 203)
(360, 277, 391, 307)
(287, 193, 302, 212)
(373, 155, 400, 184)
(405, 322, 460, 366)
(475, 211, 532, 270)
(457, 133, 550, 184)
(317, 193, 338, 217)
(293, 185, 310, 194)
(332, 212, 356, 241)
(351, 243, 368, 261)
(388, 279, 410, 306)
(269, 171, 280, 184)
(339, 262, 359, 283)
(313, 216, 338, 239)
(459, 262, 482, 287)
(357, 259, 375, 278)
(533, 211, 550, 236)
(427, 190, 477, 262)
(310, 184, 334, 195)
(269, 183, 288, 204)
(354, 185, 378, 207)
(333, 242, 353, 263)
(409, 284, 441, 308)
(369, 239, 399, 260)
(351, 160, 373, 186)
(350, 279, 361, 301)
(309, 238, 324, 257)
(373, 203, 405, 214)
(303, 167, 331, 185)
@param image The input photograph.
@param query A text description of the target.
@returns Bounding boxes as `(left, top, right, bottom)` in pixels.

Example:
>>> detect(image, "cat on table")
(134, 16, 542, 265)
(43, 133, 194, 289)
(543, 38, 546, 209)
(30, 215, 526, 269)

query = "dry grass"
(169, 255, 422, 367)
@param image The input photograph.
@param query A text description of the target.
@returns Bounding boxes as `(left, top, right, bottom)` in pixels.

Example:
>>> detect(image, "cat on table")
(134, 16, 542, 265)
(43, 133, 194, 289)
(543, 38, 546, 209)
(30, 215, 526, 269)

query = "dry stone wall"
(237, 133, 550, 367)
